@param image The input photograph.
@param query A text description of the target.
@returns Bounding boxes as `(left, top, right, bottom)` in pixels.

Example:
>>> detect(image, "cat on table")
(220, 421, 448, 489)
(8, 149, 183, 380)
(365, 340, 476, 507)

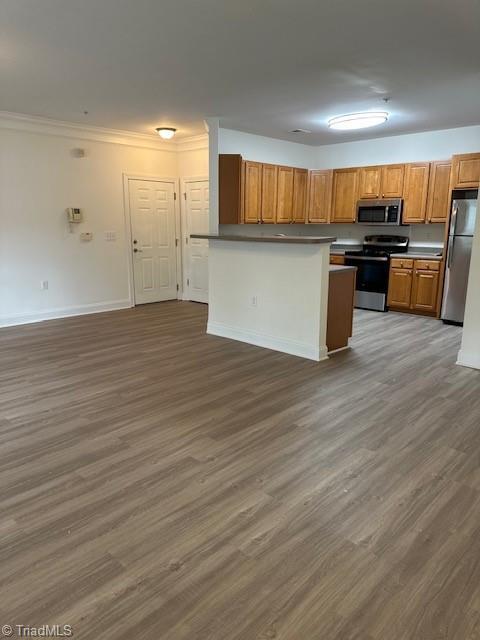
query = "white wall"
(457, 195, 480, 370)
(219, 128, 315, 168)
(313, 125, 480, 168)
(0, 118, 208, 326)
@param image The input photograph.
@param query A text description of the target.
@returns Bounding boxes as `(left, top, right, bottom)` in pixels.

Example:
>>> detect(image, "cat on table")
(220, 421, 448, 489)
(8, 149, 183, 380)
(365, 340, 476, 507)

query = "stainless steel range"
(344, 235, 409, 311)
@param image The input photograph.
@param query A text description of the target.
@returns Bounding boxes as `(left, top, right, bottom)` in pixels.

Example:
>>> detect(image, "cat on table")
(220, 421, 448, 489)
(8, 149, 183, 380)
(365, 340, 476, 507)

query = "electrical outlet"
(251, 295, 258, 307)
(41, 280, 48, 290)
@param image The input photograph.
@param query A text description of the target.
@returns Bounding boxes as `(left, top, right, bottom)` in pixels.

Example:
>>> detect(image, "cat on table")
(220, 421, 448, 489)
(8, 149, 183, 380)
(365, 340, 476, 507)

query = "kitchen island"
(191, 233, 345, 361)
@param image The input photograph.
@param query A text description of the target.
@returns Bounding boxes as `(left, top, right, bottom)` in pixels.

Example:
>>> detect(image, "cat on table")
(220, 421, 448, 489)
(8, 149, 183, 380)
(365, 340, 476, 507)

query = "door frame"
(123, 173, 182, 306)
(180, 176, 209, 301)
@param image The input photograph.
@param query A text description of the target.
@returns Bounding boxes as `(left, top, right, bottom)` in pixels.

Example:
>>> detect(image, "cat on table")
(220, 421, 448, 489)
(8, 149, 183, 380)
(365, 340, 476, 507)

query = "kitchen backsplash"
(219, 223, 445, 248)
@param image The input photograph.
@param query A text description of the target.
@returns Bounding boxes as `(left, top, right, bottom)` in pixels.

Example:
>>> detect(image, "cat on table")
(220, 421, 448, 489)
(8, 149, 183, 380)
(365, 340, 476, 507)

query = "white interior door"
(129, 179, 178, 304)
(184, 180, 209, 303)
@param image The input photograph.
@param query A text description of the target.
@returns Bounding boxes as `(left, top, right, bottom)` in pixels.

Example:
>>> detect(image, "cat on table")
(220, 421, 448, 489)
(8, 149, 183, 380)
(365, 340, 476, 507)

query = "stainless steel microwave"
(356, 199, 403, 225)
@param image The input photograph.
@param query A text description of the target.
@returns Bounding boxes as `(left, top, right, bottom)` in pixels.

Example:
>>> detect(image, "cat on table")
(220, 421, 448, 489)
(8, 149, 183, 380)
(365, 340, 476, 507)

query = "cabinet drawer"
(414, 259, 440, 271)
(330, 255, 345, 265)
(391, 258, 413, 269)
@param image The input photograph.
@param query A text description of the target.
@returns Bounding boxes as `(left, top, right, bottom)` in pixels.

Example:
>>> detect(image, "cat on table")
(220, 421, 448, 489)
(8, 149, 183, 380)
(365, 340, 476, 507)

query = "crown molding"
(0, 111, 208, 151)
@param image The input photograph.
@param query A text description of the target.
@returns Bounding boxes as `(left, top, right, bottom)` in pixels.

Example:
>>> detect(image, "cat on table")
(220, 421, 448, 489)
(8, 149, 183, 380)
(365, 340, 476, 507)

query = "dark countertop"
(191, 234, 337, 245)
(329, 265, 357, 273)
(390, 252, 443, 260)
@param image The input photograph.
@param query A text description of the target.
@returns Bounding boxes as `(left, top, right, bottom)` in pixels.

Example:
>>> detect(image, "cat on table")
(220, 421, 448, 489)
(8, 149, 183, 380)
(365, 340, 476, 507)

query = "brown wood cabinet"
(411, 269, 439, 312)
(276, 166, 294, 223)
(330, 255, 345, 265)
(331, 168, 359, 223)
(261, 164, 278, 224)
(358, 164, 405, 199)
(382, 164, 405, 198)
(243, 160, 263, 223)
(451, 153, 480, 188)
(218, 154, 243, 224)
(402, 163, 430, 223)
(308, 170, 332, 223)
(388, 258, 441, 315)
(427, 161, 451, 223)
(358, 166, 382, 199)
(292, 168, 308, 223)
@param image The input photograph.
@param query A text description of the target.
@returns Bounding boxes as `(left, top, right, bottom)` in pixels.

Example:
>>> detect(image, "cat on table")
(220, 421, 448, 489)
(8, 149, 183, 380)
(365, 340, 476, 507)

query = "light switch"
(80, 232, 93, 241)
(104, 231, 116, 241)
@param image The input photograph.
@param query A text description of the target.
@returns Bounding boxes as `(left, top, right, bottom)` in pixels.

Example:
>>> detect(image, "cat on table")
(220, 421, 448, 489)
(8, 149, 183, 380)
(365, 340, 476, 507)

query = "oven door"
(344, 255, 389, 312)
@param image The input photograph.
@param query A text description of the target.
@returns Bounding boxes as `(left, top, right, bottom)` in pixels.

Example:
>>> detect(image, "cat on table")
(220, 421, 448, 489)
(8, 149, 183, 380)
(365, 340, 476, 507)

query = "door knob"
(134, 248, 143, 253)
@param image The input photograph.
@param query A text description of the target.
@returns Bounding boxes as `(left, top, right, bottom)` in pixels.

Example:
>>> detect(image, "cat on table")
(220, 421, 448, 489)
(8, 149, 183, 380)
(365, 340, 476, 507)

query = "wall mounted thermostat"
(66, 207, 83, 223)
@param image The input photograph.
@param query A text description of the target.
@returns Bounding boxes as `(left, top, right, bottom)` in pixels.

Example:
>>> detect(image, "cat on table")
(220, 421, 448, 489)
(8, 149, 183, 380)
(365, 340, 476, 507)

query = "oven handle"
(345, 255, 389, 262)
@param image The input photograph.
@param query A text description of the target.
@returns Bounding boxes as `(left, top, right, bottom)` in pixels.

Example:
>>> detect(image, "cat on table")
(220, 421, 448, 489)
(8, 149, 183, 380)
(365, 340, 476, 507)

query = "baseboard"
(456, 349, 480, 371)
(0, 299, 133, 328)
(207, 321, 328, 362)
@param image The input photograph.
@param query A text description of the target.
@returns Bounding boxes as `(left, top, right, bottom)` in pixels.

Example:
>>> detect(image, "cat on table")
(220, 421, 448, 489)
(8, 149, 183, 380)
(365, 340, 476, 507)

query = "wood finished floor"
(1, 302, 480, 639)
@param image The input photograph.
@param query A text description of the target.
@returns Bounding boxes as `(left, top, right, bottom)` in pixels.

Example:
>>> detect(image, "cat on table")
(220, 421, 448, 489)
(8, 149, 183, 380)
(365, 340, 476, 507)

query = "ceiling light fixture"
(328, 112, 388, 131)
(156, 127, 177, 139)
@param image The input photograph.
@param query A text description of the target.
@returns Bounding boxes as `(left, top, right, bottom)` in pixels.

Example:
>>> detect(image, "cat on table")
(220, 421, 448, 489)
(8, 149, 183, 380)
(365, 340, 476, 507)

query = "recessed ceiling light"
(328, 112, 388, 131)
(156, 127, 177, 139)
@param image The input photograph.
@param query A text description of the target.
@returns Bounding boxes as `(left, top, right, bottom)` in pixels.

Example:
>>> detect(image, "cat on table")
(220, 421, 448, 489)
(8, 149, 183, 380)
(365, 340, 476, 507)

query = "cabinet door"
(308, 170, 332, 223)
(451, 153, 480, 188)
(292, 168, 308, 223)
(260, 163, 278, 224)
(387, 268, 412, 308)
(276, 166, 294, 223)
(411, 269, 439, 312)
(381, 164, 405, 198)
(358, 166, 382, 199)
(243, 161, 262, 223)
(427, 161, 451, 223)
(219, 154, 243, 224)
(402, 163, 430, 224)
(331, 169, 359, 223)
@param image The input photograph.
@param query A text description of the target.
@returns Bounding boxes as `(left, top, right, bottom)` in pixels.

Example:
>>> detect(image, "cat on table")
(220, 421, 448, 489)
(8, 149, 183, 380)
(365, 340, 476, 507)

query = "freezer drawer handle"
(447, 236, 455, 269)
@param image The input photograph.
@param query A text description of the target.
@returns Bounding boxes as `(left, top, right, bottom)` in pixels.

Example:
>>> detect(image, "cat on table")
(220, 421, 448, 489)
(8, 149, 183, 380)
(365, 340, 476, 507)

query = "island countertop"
(191, 234, 337, 244)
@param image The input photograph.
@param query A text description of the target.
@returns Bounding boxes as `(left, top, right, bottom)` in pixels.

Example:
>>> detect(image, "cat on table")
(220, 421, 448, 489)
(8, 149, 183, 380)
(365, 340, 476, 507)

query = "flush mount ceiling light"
(328, 112, 388, 131)
(155, 127, 177, 139)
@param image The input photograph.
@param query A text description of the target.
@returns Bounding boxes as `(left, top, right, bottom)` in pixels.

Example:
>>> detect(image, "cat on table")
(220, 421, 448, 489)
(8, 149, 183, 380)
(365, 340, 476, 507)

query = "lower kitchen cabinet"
(411, 268, 439, 312)
(388, 259, 441, 315)
(387, 268, 413, 308)
(330, 255, 345, 265)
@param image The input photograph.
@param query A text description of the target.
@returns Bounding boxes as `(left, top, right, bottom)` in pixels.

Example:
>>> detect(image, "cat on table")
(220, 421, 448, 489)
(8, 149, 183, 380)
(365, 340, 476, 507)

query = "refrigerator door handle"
(450, 202, 459, 236)
(447, 236, 455, 269)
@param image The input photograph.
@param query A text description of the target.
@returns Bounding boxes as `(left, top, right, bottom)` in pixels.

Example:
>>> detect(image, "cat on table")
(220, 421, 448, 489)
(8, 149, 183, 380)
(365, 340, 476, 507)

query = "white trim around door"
(123, 174, 182, 305)
(180, 176, 209, 303)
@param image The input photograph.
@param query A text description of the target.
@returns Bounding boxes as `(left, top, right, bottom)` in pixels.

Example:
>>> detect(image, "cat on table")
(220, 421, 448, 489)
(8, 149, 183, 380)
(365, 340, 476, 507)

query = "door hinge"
(187, 278, 190, 286)
(185, 236, 189, 245)
(174, 192, 177, 201)
(183, 192, 187, 200)
(176, 284, 179, 291)
(175, 238, 178, 247)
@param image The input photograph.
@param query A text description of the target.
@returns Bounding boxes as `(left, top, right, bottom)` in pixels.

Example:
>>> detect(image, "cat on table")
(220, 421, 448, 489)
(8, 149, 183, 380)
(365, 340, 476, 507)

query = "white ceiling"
(2, 0, 480, 145)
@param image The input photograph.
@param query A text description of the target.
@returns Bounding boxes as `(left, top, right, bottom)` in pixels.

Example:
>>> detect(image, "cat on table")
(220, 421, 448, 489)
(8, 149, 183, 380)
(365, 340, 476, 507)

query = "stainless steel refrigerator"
(442, 194, 478, 324)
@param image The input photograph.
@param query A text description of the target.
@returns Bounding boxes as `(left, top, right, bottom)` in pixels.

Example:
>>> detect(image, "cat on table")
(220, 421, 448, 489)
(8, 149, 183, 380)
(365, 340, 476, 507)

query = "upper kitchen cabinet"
(292, 168, 308, 223)
(260, 163, 278, 224)
(358, 166, 382, 199)
(331, 168, 359, 223)
(382, 164, 405, 198)
(243, 160, 263, 223)
(402, 163, 430, 223)
(276, 166, 294, 223)
(426, 160, 451, 223)
(358, 164, 405, 199)
(308, 170, 333, 223)
(451, 153, 480, 188)
(219, 154, 243, 224)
